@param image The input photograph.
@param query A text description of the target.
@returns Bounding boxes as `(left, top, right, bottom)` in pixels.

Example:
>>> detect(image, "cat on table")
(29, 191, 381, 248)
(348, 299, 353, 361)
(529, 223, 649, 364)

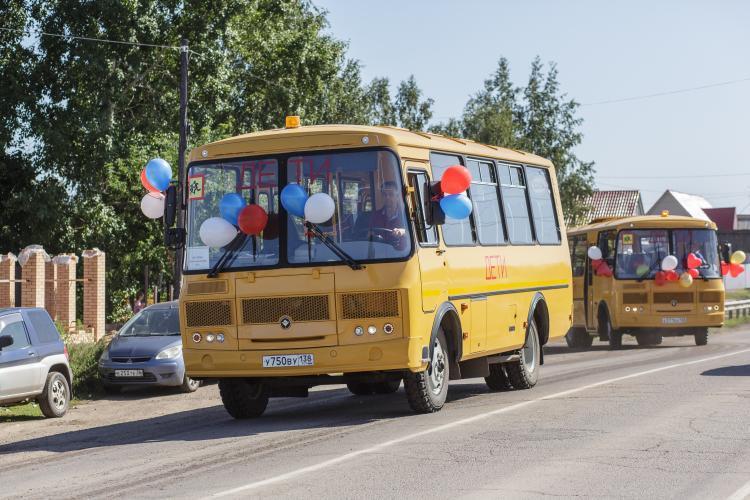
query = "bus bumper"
(615, 311, 724, 330)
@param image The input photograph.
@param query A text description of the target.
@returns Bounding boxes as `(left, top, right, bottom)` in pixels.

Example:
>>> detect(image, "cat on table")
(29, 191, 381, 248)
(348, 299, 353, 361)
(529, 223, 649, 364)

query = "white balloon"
(661, 255, 678, 271)
(304, 192, 336, 224)
(140, 192, 165, 219)
(587, 246, 602, 260)
(199, 217, 237, 248)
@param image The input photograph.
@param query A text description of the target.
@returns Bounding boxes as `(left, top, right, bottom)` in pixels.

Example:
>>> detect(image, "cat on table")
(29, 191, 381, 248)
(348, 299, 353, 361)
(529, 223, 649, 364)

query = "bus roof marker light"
(661, 210, 669, 217)
(201, 149, 208, 158)
(285, 115, 301, 128)
(361, 136, 370, 145)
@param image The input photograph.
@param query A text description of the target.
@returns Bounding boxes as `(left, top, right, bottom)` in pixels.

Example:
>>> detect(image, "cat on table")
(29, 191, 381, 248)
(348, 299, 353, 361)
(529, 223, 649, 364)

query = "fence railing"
(725, 299, 750, 319)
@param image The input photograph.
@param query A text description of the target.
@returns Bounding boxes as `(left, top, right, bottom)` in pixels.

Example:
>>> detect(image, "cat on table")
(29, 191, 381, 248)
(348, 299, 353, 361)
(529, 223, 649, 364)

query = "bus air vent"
(185, 300, 233, 327)
(340, 291, 399, 319)
(700, 291, 722, 303)
(622, 293, 647, 304)
(241, 295, 330, 324)
(186, 280, 228, 295)
(653, 292, 694, 304)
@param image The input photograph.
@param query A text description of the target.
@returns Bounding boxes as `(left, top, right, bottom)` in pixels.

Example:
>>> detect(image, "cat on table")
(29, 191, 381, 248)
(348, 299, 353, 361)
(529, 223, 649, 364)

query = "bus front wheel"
(505, 318, 541, 390)
(694, 328, 709, 346)
(565, 327, 594, 348)
(404, 329, 449, 413)
(601, 311, 622, 349)
(219, 379, 269, 419)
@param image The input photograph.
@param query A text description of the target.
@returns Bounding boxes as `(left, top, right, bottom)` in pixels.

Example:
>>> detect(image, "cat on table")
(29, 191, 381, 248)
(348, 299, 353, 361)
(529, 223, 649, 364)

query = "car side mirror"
(164, 185, 178, 227)
(427, 181, 445, 226)
(721, 242, 732, 263)
(0, 335, 13, 350)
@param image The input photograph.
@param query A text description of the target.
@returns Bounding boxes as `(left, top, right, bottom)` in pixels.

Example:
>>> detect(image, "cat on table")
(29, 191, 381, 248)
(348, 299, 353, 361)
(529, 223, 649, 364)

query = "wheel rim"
(522, 325, 539, 373)
(427, 337, 446, 395)
(51, 378, 66, 410)
(189, 378, 199, 389)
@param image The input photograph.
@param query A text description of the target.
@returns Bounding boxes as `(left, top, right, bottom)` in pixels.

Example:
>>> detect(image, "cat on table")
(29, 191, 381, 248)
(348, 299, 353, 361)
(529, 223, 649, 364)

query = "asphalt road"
(2, 328, 750, 500)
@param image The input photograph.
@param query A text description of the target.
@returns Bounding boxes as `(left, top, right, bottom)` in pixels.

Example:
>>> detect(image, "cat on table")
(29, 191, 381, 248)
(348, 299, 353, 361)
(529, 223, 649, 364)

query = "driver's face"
(382, 188, 400, 211)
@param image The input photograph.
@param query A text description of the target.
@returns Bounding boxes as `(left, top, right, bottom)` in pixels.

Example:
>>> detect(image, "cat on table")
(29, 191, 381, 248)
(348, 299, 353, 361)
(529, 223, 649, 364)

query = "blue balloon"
(219, 193, 246, 225)
(145, 158, 172, 191)
(281, 184, 308, 218)
(440, 194, 473, 219)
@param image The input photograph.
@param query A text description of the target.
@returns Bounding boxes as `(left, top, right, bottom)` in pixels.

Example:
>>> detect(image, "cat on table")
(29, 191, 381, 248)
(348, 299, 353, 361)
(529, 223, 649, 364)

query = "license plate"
(262, 354, 314, 368)
(662, 317, 687, 325)
(114, 369, 144, 377)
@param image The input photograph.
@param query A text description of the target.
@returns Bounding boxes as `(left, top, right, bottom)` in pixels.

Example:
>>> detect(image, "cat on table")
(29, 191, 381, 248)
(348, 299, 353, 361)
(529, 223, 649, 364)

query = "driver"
(369, 180, 407, 249)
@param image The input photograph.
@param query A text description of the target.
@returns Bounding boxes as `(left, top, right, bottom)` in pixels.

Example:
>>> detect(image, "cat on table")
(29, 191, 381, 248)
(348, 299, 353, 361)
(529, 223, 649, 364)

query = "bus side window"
(571, 235, 587, 276)
(499, 164, 533, 245)
(431, 152, 476, 246)
(471, 159, 506, 245)
(408, 171, 438, 246)
(526, 166, 560, 244)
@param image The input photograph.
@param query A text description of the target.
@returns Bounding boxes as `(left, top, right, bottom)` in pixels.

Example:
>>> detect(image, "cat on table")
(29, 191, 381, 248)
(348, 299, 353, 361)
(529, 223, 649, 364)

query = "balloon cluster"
(438, 166, 473, 219)
(654, 255, 680, 286)
(198, 193, 269, 249)
(587, 246, 612, 277)
(139, 158, 173, 219)
(280, 184, 336, 224)
(721, 250, 746, 278)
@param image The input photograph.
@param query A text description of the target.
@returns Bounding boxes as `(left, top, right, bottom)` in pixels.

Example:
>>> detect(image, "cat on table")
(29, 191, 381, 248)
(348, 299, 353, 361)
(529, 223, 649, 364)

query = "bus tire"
(506, 318, 541, 390)
(346, 382, 375, 395)
(404, 329, 449, 413)
(372, 379, 401, 394)
(219, 379, 269, 419)
(694, 328, 709, 346)
(636, 332, 662, 346)
(485, 363, 512, 391)
(565, 327, 594, 348)
(601, 310, 621, 349)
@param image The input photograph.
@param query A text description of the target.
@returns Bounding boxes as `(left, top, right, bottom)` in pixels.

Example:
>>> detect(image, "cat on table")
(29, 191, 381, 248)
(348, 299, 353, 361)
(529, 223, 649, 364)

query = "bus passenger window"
(499, 164, 533, 245)
(470, 159, 505, 245)
(571, 235, 587, 276)
(430, 152, 475, 246)
(408, 172, 438, 246)
(526, 167, 560, 244)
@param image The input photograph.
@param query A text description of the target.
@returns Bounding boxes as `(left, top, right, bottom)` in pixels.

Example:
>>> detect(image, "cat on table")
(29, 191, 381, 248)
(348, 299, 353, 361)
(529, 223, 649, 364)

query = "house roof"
(704, 207, 736, 231)
(648, 190, 712, 220)
(585, 190, 644, 221)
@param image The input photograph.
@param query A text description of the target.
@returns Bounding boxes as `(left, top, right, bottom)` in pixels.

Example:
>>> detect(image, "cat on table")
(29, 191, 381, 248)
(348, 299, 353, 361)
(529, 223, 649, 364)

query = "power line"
(581, 77, 750, 106)
(600, 172, 750, 180)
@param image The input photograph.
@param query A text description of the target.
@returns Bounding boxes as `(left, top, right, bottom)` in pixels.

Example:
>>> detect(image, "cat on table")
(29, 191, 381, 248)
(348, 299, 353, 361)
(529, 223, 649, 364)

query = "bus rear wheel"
(636, 332, 662, 346)
(404, 329, 449, 413)
(485, 363, 512, 391)
(694, 328, 709, 346)
(505, 319, 540, 390)
(565, 327, 594, 348)
(219, 379, 269, 419)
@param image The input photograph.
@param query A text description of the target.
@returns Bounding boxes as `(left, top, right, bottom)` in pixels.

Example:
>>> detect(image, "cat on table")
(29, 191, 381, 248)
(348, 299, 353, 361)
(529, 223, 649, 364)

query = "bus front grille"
(700, 291, 722, 303)
(622, 293, 648, 304)
(185, 300, 233, 327)
(653, 292, 694, 304)
(186, 280, 228, 295)
(340, 291, 399, 319)
(241, 295, 330, 324)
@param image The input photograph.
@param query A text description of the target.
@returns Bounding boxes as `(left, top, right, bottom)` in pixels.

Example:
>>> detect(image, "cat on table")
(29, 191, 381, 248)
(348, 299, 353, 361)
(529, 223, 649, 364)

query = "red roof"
(586, 190, 644, 221)
(704, 207, 736, 231)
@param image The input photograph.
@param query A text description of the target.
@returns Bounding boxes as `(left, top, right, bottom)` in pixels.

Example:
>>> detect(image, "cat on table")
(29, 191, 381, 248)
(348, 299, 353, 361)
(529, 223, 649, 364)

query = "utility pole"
(174, 38, 189, 299)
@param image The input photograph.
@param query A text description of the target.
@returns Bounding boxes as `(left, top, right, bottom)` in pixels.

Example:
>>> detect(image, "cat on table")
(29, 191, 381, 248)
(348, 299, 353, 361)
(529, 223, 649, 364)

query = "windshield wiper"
(207, 233, 247, 278)
(305, 222, 363, 270)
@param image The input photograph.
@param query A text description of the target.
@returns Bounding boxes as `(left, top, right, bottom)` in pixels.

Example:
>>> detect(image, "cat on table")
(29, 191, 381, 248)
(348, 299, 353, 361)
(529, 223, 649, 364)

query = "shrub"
(67, 340, 108, 399)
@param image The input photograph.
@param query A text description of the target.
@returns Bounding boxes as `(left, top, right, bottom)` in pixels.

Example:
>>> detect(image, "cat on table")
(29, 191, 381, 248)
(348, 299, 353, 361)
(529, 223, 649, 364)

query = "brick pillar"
(20, 245, 49, 308)
(83, 249, 105, 341)
(45, 260, 58, 320)
(0, 253, 17, 308)
(54, 254, 78, 333)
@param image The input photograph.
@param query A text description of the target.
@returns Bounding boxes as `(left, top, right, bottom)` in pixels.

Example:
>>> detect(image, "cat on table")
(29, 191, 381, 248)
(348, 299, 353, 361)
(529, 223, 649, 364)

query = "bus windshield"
(616, 229, 669, 279)
(184, 149, 410, 271)
(673, 229, 720, 278)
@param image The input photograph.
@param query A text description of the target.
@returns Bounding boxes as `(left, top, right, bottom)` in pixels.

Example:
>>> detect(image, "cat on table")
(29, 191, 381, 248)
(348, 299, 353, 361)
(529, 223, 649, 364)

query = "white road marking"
(728, 479, 750, 500)
(210, 347, 750, 498)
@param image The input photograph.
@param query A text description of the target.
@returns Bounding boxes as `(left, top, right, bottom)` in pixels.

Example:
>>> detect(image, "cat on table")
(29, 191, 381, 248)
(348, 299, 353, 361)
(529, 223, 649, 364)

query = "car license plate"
(262, 354, 314, 368)
(662, 317, 687, 325)
(114, 369, 144, 377)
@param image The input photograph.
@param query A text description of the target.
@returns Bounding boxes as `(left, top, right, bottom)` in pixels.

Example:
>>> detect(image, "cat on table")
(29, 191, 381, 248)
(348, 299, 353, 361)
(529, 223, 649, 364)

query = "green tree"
(394, 75, 433, 131)
(365, 77, 396, 126)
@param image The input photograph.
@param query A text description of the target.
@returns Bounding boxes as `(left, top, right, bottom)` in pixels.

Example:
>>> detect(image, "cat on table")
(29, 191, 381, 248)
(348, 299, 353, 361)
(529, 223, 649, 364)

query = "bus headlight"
(367, 325, 377, 335)
(206, 333, 216, 343)
(192, 333, 202, 343)
(354, 326, 364, 336)
(216, 333, 225, 343)
(625, 306, 631, 312)
(383, 323, 394, 334)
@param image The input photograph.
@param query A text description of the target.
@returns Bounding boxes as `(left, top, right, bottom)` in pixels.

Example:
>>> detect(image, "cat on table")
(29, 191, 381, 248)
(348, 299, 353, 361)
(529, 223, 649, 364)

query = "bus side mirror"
(721, 242, 732, 263)
(427, 181, 445, 226)
(164, 185, 177, 228)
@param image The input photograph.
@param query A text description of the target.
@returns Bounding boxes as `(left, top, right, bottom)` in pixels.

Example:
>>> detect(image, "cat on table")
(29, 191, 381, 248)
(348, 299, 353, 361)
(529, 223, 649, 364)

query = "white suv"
(0, 308, 73, 418)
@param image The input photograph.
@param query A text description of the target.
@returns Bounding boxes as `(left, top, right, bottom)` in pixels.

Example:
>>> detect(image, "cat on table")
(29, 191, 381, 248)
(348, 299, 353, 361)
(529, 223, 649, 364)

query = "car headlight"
(155, 345, 182, 360)
(99, 349, 110, 362)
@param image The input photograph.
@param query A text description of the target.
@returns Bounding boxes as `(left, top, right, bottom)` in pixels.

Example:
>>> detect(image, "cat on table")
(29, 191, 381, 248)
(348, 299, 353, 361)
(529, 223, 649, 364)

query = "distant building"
(646, 190, 712, 220)
(585, 190, 644, 222)
(704, 207, 737, 231)
(738, 214, 750, 230)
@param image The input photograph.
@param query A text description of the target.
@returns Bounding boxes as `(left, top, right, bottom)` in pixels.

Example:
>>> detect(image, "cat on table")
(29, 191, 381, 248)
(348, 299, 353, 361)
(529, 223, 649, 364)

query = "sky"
(312, 0, 750, 213)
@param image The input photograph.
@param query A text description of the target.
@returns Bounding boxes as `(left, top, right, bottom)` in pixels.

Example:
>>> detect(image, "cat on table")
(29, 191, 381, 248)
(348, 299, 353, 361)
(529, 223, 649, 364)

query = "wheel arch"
(48, 363, 72, 391)
(429, 302, 462, 365)
(526, 292, 550, 365)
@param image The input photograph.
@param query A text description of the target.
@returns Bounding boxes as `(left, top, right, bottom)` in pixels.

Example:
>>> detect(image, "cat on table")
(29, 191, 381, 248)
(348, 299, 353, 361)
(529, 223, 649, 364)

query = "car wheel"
(694, 328, 709, 346)
(181, 375, 201, 393)
(38, 371, 69, 418)
(506, 318, 541, 390)
(404, 329, 449, 413)
(485, 363, 513, 391)
(219, 379, 269, 419)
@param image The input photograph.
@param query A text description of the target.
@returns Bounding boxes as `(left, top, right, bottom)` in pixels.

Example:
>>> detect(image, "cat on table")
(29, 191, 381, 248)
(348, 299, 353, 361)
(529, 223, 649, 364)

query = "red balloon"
(596, 262, 612, 277)
(440, 165, 472, 194)
(238, 204, 268, 236)
(665, 270, 679, 282)
(654, 271, 666, 286)
(141, 169, 159, 192)
(591, 258, 603, 270)
(686, 253, 702, 269)
(688, 268, 700, 279)
(729, 263, 745, 278)
(721, 262, 730, 276)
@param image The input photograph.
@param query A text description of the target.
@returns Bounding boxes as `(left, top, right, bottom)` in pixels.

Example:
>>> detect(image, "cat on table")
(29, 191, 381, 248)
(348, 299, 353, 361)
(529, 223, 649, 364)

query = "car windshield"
(615, 229, 669, 279)
(673, 229, 720, 278)
(184, 149, 410, 271)
(119, 308, 180, 337)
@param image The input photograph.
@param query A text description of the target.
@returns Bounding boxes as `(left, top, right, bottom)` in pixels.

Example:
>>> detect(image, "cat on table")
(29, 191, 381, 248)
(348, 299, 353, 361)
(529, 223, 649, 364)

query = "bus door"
(569, 234, 587, 327)
(407, 167, 446, 313)
(589, 230, 617, 329)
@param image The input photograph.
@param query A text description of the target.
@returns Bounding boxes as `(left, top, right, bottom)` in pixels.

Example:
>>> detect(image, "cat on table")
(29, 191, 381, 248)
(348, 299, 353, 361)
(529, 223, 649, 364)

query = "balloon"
(679, 272, 693, 288)
(145, 158, 172, 191)
(665, 270, 679, 282)
(654, 271, 666, 286)
(238, 204, 268, 236)
(219, 193, 246, 225)
(439, 193, 472, 219)
(730, 250, 746, 265)
(636, 264, 650, 277)
(440, 165, 472, 194)
(304, 192, 336, 224)
(281, 184, 308, 218)
(591, 258, 603, 270)
(587, 246, 602, 261)
(661, 255, 678, 271)
(729, 263, 745, 278)
(199, 217, 237, 248)
(721, 262, 730, 276)
(686, 253, 702, 269)
(140, 169, 159, 192)
(140, 192, 165, 219)
(596, 262, 613, 277)
(688, 268, 700, 279)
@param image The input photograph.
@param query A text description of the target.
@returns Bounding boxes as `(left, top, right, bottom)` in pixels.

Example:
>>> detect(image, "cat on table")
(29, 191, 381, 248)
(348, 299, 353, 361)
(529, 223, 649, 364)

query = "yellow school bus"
(566, 214, 725, 348)
(178, 119, 572, 417)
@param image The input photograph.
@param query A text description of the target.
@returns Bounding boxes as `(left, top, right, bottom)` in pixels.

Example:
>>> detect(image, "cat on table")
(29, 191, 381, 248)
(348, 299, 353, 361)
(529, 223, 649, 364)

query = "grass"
(1, 399, 85, 422)
(726, 289, 750, 301)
